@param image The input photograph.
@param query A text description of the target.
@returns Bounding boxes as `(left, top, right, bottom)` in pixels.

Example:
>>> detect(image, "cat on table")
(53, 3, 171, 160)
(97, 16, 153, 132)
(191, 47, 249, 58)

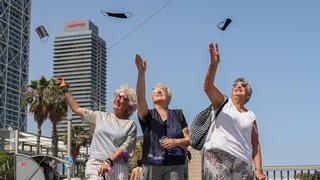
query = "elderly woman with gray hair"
(135, 54, 190, 180)
(56, 77, 137, 180)
(202, 43, 265, 180)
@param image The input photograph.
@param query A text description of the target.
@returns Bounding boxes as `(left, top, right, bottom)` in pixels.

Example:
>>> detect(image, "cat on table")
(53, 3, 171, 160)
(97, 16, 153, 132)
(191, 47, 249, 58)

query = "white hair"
(115, 84, 137, 116)
(233, 77, 252, 104)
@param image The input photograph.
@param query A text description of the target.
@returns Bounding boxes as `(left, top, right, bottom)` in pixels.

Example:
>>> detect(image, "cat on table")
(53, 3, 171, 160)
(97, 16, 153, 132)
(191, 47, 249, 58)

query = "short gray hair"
(153, 83, 172, 104)
(233, 77, 252, 104)
(115, 84, 137, 116)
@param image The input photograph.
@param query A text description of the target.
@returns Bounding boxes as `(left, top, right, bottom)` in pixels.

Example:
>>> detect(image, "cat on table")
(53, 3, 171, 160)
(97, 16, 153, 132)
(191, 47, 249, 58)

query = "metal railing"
(263, 165, 320, 180)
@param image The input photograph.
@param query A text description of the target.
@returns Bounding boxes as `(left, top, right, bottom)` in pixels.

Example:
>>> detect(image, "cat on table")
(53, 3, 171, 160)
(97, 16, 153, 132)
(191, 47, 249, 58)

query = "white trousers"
(85, 159, 128, 180)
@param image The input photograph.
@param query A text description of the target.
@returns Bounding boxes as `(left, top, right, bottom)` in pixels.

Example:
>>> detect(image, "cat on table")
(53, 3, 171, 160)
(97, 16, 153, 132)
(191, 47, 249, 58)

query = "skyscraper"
(53, 20, 107, 138)
(0, 0, 31, 131)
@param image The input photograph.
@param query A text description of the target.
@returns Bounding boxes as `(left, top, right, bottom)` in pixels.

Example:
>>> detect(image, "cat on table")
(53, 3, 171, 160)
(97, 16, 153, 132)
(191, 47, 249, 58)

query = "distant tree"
(46, 78, 67, 168)
(295, 171, 320, 180)
(23, 76, 50, 154)
(0, 151, 14, 180)
(129, 139, 143, 177)
(63, 125, 88, 177)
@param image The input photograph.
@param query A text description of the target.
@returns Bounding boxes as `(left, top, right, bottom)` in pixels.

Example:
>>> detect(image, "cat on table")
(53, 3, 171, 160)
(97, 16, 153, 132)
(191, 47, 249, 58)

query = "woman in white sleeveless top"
(202, 43, 265, 180)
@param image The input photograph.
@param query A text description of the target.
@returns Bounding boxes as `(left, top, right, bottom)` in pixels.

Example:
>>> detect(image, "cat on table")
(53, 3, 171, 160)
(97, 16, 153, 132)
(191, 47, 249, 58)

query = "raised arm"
(135, 54, 148, 120)
(55, 77, 85, 118)
(204, 43, 226, 110)
(252, 121, 265, 180)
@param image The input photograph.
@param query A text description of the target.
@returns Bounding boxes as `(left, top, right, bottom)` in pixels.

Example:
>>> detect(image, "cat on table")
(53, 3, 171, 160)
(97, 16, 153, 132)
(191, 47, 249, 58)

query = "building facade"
(0, 0, 31, 131)
(53, 20, 107, 138)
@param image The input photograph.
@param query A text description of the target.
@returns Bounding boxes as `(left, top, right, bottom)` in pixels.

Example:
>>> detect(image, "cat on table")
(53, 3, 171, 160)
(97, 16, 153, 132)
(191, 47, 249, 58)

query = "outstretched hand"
(209, 43, 220, 65)
(55, 76, 68, 89)
(135, 54, 147, 72)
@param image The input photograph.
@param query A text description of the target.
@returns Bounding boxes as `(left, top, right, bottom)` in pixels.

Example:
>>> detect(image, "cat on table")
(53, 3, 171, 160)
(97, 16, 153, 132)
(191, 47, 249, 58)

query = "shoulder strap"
(214, 97, 229, 119)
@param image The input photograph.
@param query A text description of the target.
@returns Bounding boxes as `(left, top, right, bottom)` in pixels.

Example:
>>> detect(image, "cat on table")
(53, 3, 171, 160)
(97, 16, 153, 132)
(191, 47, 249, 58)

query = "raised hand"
(135, 54, 147, 72)
(209, 43, 220, 65)
(55, 76, 68, 89)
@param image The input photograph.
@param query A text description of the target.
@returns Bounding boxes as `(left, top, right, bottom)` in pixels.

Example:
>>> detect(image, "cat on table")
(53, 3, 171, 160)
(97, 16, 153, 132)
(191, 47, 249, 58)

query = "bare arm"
(64, 92, 86, 118)
(130, 168, 137, 180)
(98, 148, 126, 176)
(162, 127, 190, 150)
(177, 127, 191, 149)
(55, 77, 85, 118)
(110, 148, 126, 162)
(252, 121, 266, 180)
(204, 43, 225, 110)
(135, 54, 148, 120)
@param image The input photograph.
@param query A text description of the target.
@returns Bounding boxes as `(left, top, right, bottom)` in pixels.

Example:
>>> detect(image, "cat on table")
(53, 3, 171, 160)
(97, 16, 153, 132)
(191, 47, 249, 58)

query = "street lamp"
(67, 106, 72, 180)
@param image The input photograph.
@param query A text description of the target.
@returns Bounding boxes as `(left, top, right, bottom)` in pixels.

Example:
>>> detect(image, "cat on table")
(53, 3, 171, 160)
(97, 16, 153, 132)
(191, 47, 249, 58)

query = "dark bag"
(190, 98, 228, 150)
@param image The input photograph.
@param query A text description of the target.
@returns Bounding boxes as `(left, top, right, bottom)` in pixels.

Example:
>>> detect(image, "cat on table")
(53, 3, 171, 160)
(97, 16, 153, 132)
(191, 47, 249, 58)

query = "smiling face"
(112, 91, 130, 116)
(151, 83, 171, 106)
(231, 78, 252, 104)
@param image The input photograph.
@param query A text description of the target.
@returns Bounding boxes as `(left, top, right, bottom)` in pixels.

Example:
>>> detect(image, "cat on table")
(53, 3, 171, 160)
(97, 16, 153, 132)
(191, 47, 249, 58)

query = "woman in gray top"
(56, 77, 137, 180)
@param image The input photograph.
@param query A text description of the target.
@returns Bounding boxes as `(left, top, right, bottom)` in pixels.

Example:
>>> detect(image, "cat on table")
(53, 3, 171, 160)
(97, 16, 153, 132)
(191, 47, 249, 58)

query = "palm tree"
(63, 125, 88, 177)
(0, 151, 14, 180)
(129, 139, 143, 176)
(46, 79, 67, 165)
(23, 76, 50, 154)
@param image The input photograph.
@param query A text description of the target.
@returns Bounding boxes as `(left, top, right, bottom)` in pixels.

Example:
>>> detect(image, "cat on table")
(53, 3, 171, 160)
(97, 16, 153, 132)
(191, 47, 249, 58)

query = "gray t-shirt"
(83, 109, 137, 162)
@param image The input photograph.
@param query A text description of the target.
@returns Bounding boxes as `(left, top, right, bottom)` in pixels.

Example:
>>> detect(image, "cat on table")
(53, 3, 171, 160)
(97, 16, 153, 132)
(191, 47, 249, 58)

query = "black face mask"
(217, 18, 232, 31)
(101, 10, 132, 19)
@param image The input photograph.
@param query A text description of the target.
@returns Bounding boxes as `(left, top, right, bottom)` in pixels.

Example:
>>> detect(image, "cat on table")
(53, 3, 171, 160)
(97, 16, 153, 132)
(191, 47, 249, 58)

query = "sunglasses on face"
(113, 93, 129, 102)
(232, 83, 248, 88)
(152, 87, 168, 94)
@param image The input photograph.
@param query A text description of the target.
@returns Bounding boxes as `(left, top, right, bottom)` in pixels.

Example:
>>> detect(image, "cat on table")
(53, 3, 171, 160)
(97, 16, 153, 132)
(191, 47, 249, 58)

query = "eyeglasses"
(232, 83, 248, 88)
(113, 93, 129, 102)
(152, 87, 168, 94)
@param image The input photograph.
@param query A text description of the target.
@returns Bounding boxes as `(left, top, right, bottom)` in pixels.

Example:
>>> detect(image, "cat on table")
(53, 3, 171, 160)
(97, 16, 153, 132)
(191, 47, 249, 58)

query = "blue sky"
(28, 0, 320, 166)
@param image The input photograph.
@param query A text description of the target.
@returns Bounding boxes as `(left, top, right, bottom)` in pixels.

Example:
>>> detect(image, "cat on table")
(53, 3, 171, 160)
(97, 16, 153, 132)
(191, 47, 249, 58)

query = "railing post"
(15, 130, 19, 154)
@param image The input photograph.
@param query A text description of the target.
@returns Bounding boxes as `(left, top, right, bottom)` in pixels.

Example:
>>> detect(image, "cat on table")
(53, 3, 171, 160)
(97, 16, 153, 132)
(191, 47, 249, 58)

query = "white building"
(53, 20, 107, 138)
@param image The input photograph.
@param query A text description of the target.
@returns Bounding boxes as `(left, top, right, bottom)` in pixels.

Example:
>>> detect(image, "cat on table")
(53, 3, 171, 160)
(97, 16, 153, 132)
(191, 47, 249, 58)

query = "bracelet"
(105, 158, 114, 167)
(102, 161, 115, 175)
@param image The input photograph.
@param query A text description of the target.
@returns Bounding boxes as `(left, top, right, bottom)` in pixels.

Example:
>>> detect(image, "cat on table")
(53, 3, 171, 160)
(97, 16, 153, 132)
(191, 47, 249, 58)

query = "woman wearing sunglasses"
(135, 54, 190, 180)
(56, 77, 137, 180)
(202, 43, 265, 180)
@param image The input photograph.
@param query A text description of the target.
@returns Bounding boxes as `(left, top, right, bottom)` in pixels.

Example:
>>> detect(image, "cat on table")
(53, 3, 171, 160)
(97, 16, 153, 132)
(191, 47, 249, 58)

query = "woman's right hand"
(255, 171, 266, 180)
(135, 54, 147, 72)
(209, 43, 220, 66)
(55, 76, 67, 89)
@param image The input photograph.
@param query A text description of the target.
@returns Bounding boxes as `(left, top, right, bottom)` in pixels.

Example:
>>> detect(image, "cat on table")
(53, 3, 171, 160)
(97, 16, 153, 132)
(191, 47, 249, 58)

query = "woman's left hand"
(255, 171, 266, 180)
(161, 138, 178, 150)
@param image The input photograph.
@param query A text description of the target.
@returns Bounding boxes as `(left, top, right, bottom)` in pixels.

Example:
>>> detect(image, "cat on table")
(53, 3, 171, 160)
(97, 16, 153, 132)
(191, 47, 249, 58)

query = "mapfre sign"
(67, 22, 86, 28)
